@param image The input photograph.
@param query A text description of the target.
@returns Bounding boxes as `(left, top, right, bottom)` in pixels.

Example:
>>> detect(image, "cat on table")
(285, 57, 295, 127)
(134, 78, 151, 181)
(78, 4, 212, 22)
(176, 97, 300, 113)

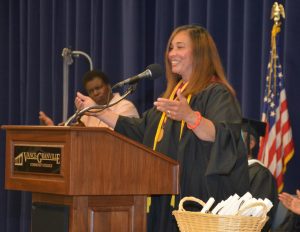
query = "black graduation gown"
(248, 160, 278, 232)
(115, 83, 250, 232)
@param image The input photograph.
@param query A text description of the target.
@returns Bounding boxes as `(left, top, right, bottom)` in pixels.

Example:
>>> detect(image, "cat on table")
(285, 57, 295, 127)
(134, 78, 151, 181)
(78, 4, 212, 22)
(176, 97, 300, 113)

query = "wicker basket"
(172, 196, 268, 232)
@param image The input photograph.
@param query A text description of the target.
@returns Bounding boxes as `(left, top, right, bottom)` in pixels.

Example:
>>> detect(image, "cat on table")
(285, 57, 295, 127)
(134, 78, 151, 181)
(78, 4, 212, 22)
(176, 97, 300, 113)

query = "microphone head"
(146, 63, 163, 80)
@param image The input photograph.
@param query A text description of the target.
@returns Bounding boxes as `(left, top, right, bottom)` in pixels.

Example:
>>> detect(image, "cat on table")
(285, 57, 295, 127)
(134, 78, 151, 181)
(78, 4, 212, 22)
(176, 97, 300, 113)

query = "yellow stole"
(147, 80, 192, 212)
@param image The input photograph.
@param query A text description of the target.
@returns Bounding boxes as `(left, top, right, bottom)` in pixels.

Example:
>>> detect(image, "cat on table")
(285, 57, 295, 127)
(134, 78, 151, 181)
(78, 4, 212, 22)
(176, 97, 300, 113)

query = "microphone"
(112, 63, 163, 89)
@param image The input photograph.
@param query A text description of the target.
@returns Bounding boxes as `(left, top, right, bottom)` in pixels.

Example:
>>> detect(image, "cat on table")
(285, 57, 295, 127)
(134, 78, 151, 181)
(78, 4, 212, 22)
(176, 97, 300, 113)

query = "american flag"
(258, 26, 294, 193)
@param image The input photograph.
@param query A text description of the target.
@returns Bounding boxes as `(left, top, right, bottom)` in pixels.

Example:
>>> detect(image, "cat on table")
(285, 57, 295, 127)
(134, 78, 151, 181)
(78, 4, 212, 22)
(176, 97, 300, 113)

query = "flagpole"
(258, 2, 294, 193)
(270, 2, 285, 95)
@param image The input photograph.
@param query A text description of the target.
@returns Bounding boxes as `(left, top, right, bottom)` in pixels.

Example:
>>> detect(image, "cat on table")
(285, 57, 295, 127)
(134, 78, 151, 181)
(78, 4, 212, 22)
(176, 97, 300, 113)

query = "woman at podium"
(75, 24, 249, 232)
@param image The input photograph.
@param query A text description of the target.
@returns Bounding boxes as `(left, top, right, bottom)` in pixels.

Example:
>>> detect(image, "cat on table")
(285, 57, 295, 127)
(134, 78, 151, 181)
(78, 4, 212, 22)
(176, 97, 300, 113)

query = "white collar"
(248, 159, 266, 167)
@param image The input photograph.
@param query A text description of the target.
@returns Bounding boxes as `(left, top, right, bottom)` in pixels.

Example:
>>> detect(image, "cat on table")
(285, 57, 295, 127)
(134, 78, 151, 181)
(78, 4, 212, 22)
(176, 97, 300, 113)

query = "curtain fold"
(1, 0, 299, 231)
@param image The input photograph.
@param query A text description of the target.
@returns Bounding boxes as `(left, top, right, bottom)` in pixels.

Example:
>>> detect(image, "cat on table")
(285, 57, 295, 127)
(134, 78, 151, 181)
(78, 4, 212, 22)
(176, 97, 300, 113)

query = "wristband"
(187, 111, 202, 130)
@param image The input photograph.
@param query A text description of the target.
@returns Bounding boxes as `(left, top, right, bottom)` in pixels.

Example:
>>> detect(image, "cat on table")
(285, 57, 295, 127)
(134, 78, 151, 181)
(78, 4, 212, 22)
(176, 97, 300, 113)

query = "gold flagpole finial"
(271, 2, 285, 25)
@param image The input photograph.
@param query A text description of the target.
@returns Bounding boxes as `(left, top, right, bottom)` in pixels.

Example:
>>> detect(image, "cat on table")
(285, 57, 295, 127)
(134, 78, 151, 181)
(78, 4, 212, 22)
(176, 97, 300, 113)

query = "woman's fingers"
(154, 95, 192, 120)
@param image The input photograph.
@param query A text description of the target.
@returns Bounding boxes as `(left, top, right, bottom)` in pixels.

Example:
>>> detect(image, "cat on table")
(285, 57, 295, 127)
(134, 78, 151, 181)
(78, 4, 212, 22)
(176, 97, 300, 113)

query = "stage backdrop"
(0, 0, 299, 231)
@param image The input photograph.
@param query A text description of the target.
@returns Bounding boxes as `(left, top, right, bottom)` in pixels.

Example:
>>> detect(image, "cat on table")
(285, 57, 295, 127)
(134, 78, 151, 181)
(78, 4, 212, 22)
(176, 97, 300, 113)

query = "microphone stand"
(61, 48, 94, 122)
(64, 83, 137, 126)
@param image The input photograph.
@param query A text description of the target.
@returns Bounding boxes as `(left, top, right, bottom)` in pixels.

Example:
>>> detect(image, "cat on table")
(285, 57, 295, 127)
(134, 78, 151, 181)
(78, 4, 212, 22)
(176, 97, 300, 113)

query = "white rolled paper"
(201, 197, 215, 213)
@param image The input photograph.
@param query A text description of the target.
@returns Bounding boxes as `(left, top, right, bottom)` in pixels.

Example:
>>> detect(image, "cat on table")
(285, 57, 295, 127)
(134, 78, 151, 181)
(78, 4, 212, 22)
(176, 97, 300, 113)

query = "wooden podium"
(2, 125, 179, 232)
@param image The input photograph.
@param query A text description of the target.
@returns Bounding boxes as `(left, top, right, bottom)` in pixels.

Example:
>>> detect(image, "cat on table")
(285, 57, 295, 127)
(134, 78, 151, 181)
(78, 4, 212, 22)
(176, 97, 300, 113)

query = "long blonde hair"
(163, 24, 235, 98)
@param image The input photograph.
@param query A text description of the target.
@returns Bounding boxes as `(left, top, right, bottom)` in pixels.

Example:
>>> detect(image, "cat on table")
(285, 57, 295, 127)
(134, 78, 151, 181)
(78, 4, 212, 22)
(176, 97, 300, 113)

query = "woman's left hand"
(155, 89, 215, 141)
(154, 90, 194, 121)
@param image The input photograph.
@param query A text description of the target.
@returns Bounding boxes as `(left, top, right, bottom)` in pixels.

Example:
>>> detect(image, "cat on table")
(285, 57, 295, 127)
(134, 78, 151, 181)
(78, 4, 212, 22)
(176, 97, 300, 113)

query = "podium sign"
(14, 145, 62, 173)
(2, 125, 179, 232)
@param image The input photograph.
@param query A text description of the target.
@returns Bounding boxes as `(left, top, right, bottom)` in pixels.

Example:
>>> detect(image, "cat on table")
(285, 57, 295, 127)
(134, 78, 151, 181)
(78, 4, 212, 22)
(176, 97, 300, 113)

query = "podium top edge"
(1, 125, 111, 132)
(1, 125, 179, 165)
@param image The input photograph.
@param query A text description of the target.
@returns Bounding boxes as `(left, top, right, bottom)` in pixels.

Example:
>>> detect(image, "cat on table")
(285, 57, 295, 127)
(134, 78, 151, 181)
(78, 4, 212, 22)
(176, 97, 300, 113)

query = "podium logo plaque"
(14, 145, 62, 174)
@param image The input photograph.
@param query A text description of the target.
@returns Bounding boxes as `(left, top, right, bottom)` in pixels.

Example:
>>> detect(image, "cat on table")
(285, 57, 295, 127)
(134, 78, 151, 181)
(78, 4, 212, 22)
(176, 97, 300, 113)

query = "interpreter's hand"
(154, 90, 194, 122)
(279, 191, 300, 215)
(39, 111, 54, 126)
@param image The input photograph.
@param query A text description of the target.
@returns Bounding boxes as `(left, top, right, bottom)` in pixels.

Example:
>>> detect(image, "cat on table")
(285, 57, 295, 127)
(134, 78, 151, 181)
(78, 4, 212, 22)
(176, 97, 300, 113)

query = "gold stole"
(147, 80, 192, 213)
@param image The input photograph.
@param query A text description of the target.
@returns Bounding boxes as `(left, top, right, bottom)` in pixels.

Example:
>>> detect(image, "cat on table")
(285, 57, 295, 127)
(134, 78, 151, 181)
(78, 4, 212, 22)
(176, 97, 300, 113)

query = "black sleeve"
(115, 107, 161, 144)
(194, 84, 249, 198)
(199, 85, 246, 176)
(114, 108, 153, 144)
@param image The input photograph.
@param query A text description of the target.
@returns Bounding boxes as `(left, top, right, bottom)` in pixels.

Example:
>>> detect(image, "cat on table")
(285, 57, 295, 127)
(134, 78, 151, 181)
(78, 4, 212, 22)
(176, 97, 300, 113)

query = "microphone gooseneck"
(64, 84, 138, 126)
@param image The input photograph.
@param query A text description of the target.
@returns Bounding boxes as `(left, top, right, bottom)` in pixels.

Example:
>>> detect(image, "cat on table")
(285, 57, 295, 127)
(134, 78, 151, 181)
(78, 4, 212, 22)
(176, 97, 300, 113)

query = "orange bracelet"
(187, 111, 202, 130)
